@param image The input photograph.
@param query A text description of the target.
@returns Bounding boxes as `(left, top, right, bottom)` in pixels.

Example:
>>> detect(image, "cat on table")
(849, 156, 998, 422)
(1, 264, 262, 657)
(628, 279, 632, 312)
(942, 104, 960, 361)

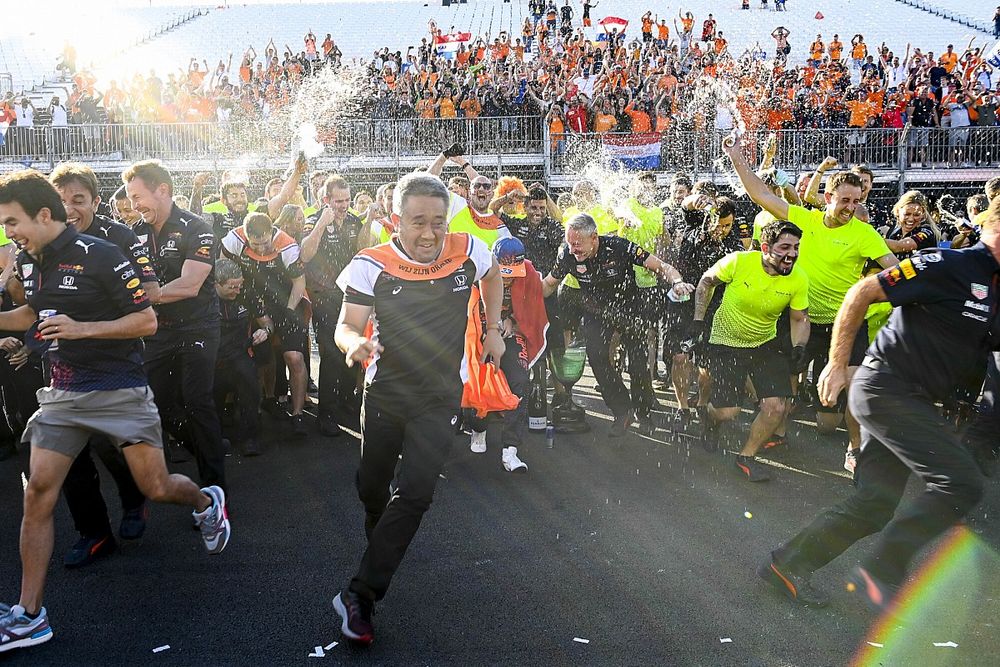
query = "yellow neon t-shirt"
(619, 199, 663, 288)
(708, 251, 809, 348)
(787, 205, 890, 325)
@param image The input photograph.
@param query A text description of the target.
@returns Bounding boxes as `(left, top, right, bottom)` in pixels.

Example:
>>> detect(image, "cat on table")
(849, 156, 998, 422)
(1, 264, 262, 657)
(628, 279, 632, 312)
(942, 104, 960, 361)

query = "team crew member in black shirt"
(221, 213, 309, 436)
(190, 156, 306, 244)
(50, 162, 161, 566)
(881, 190, 937, 260)
(759, 198, 1000, 610)
(540, 214, 694, 436)
(301, 174, 363, 437)
(214, 258, 270, 456)
(125, 160, 227, 491)
(331, 173, 504, 646)
(0, 171, 230, 655)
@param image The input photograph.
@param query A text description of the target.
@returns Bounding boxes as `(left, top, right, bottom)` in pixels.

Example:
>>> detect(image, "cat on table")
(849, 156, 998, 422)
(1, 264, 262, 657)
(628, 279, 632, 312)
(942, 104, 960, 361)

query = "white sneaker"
(502, 447, 527, 473)
(470, 431, 487, 454)
(844, 449, 858, 475)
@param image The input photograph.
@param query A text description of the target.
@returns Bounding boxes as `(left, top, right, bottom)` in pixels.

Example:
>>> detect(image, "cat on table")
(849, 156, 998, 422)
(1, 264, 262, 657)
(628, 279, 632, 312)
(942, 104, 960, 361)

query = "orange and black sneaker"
(64, 534, 117, 569)
(735, 455, 771, 482)
(762, 434, 787, 450)
(757, 557, 829, 607)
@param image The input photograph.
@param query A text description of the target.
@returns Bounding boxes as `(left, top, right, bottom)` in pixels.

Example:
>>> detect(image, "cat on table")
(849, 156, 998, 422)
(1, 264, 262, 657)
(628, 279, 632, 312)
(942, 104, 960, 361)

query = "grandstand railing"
(548, 127, 1000, 177)
(0, 117, 544, 167)
(0, 74, 11, 96)
(1, 121, 997, 180)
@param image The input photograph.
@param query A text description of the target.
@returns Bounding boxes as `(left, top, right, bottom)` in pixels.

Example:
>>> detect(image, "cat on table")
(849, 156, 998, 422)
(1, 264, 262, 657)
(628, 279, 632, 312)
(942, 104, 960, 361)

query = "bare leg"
(284, 350, 307, 415)
(671, 353, 691, 410)
(123, 443, 209, 510)
(740, 397, 787, 456)
(18, 448, 74, 614)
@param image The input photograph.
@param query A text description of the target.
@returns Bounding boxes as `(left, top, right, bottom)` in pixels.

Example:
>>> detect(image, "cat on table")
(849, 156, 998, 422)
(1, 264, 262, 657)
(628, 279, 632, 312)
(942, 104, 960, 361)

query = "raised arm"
(722, 134, 790, 220)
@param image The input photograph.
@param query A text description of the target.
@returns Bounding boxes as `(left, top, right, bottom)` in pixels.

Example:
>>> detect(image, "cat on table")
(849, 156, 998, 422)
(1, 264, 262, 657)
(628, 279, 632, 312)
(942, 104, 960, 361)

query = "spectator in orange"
(829, 34, 844, 60)
(940, 44, 959, 73)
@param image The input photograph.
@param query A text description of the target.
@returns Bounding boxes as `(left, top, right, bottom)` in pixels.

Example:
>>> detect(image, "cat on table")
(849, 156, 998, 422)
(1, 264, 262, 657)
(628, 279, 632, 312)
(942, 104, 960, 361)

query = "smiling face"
(125, 177, 172, 228)
(566, 227, 598, 261)
(216, 277, 244, 301)
(397, 194, 448, 263)
(825, 183, 863, 225)
(762, 232, 800, 276)
(896, 202, 926, 234)
(0, 201, 61, 256)
(223, 185, 249, 217)
(54, 180, 99, 233)
(469, 177, 494, 212)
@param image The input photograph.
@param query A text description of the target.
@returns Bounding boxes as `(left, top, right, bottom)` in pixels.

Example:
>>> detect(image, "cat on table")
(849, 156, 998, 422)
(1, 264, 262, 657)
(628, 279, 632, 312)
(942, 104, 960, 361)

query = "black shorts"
(806, 320, 869, 412)
(662, 300, 694, 356)
(271, 305, 309, 356)
(706, 340, 792, 408)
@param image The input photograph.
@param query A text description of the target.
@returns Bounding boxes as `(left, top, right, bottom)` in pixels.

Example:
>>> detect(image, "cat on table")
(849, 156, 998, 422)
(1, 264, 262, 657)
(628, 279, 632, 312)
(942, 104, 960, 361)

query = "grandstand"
(2, 1, 993, 95)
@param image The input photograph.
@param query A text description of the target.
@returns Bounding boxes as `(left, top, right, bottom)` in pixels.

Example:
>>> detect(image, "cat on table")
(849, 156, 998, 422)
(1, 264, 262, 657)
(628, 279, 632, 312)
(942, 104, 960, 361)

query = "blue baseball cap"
(493, 237, 526, 277)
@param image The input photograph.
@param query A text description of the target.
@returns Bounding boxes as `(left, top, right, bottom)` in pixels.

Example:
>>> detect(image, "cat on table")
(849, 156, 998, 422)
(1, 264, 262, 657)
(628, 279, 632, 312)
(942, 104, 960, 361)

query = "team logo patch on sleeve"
(898, 259, 917, 279)
(881, 266, 903, 286)
(972, 283, 989, 300)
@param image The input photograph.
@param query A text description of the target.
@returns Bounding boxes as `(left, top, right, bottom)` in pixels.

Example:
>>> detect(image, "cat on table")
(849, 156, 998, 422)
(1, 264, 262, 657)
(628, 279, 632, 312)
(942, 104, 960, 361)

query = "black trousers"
(579, 311, 650, 420)
(144, 326, 227, 490)
(349, 389, 460, 602)
(214, 352, 261, 445)
(313, 290, 359, 418)
(772, 363, 985, 586)
(62, 437, 145, 538)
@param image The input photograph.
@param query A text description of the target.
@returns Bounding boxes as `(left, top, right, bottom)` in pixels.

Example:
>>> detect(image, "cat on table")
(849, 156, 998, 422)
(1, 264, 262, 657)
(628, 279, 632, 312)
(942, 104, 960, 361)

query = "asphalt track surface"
(1, 374, 998, 666)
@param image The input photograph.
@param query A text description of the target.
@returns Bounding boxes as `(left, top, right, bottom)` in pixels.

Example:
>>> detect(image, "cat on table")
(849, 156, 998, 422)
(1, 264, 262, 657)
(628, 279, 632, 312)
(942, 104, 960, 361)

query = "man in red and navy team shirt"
(0, 170, 229, 656)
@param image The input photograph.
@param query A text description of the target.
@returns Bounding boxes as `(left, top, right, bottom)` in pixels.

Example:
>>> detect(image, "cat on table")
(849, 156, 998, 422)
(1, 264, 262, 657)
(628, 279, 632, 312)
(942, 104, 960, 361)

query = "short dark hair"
(671, 174, 693, 190)
(692, 180, 717, 197)
(714, 196, 737, 220)
(0, 169, 67, 222)
(50, 162, 99, 200)
(850, 164, 874, 182)
(112, 185, 129, 202)
(244, 212, 273, 237)
(760, 220, 802, 247)
(323, 174, 350, 196)
(121, 160, 173, 196)
(527, 185, 548, 202)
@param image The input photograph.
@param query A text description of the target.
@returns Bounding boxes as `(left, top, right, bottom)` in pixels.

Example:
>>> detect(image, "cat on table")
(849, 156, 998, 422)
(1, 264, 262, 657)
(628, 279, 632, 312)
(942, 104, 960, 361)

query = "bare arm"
(722, 135, 789, 220)
(541, 273, 561, 298)
(693, 272, 723, 322)
(789, 307, 809, 348)
(804, 156, 838, 209)
(0, 305, 37, 332)
(874, 252, 898, 269)
(267, 156, 307, 219)
(335, 301, 381, 367)
(817, 276, 886, 405)
(156, 260, 211, 304)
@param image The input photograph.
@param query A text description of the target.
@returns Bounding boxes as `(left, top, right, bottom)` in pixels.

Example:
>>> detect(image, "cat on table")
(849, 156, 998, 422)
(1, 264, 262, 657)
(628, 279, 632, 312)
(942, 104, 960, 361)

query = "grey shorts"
(22, 386, 163, 458)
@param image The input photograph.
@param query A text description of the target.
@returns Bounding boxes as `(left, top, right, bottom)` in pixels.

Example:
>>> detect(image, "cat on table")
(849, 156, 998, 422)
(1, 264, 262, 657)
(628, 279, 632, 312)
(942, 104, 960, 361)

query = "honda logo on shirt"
(454, 275, 467, 287)
(62, 276, 74, 286)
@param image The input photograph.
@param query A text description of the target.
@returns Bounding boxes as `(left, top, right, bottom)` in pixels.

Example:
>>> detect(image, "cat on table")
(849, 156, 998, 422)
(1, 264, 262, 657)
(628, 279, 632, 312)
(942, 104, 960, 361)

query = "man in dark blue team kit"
(759, 196, 1000, 610)
(0, 171, 229, 655)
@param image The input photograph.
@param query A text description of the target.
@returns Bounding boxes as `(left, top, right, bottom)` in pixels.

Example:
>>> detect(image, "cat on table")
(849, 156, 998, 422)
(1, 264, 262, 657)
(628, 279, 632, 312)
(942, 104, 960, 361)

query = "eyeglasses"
(472, 182, 494, 189)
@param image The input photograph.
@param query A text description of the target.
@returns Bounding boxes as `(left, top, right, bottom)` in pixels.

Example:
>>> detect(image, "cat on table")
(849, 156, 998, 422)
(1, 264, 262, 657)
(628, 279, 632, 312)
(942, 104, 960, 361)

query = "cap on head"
(494, 237, 526, 278)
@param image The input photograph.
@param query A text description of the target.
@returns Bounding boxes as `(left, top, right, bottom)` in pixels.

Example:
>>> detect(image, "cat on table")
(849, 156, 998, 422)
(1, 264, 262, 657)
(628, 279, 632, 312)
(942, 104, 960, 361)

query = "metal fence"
(0, 117, 544, 168)
(2, 119, 997, 181)
(548, 126, 1000, 177)
(0, 74, 11, 96)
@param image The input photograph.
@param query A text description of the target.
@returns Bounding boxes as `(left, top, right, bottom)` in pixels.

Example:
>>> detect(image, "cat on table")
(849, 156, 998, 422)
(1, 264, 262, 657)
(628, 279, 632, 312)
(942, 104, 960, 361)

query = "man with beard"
(687, 221, 811, 481)
(427, 152, 511, 247)
(190, 157, 308, 245)
(723, 135, 897, 469)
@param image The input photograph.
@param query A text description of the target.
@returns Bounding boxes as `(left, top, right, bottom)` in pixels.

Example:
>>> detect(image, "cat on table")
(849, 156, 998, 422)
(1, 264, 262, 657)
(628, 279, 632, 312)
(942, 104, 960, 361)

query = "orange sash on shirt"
(468, 208, 503, 230)
(358, 233, 472, 281)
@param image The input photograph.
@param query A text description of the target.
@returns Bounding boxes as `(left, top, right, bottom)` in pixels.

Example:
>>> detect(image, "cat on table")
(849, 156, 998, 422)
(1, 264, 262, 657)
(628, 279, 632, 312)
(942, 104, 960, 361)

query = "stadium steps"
(890, 0, 992, 35)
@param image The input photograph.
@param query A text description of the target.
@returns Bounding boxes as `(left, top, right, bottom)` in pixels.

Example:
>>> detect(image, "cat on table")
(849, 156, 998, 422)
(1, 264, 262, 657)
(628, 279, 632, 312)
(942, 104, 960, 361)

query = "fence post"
(541, 117, 551, 180)
(896, 128, 906, 196)
(44, 126, 55, 171)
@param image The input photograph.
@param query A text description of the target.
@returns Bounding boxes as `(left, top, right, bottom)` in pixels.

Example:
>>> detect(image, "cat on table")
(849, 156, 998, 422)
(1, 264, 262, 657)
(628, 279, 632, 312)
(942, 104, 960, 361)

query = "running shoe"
(119, 502, 148, 541)
(291, 414, 307, 438)
(762, 434, 787, 450)
(735, 455, 771, 482)
(757, 557, 829, 608)
(318, 413, 343, 438)
(0, 605, 53, 653)
(470, 430, 487, 454)
(608, 412, 632, 438)
(64, 534, 117, 569)
(333, 590, 374, 646)
(194, 486, 231, 555)
(501, 447, 527, 473)
(847, 565, 899, 613)
(844, 449, 858, 474)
